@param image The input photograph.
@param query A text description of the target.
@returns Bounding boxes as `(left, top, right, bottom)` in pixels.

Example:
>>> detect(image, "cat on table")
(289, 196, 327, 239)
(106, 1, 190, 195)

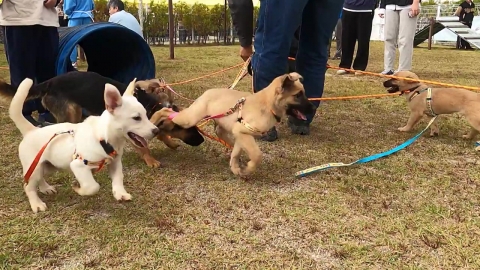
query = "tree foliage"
(91, 0, 260, 44)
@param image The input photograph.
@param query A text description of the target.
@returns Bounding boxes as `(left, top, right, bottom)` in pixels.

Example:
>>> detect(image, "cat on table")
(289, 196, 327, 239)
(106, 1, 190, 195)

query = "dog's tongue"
(294, 109, 307, 120)
(135, 134, 148, 148)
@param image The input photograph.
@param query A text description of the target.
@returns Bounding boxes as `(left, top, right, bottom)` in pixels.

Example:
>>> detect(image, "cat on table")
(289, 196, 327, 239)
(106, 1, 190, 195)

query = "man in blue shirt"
(107, 0, 144, 38)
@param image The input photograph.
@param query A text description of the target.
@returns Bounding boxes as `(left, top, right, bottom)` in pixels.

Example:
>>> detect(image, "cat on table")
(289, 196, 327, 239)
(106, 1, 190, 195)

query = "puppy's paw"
(39, 183, 57, 195)
(463, 134, 473, 139)
(113, 187, 132, 201)
(230, 166, 242, 176)
(429, 131, 439, 137)
(475, 145, 480, 152)
(165, 141, 180, 150)
(397, 126, 410, 132)
(73, 182, 100, 196)
(29, 199, 47, 213)
(144, 155, 161, 168)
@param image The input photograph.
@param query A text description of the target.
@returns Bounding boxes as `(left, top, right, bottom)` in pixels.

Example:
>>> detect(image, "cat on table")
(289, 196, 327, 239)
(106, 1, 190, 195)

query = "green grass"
(1, 42, 480, 269)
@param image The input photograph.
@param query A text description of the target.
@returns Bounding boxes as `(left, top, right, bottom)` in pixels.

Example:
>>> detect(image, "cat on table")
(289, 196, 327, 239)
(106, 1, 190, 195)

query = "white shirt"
(109, 10, 143, 38)
(0, 0, 59, 27)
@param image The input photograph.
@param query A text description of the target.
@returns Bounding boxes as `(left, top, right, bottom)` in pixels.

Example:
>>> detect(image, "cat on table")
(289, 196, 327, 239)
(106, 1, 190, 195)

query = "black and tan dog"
(151, 72, 316, 177)
(383, 71, 480, 141)
(0, 71, 204, 167)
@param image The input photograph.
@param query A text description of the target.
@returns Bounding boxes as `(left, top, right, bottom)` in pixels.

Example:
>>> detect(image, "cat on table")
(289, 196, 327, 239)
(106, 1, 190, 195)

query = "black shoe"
(260, 126, 278, 142)
(38, 112, 57, 124)
(24, 115, 45, 127)
(288, 116, 310, 135)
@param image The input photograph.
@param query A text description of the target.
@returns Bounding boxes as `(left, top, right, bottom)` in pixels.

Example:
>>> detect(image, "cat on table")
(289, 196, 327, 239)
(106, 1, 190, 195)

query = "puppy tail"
(0, 78, 42, 104)
(9, 78, 36, 136)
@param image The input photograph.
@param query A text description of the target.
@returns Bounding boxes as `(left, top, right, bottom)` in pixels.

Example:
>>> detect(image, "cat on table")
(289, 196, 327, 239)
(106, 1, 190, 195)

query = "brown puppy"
(132, 79, 205, 168)
(153, 72, 316, 177)
(383, 71, 480, 141)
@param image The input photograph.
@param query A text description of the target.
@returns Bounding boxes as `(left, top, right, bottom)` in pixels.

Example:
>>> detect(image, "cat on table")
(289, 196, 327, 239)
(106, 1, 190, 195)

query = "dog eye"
(133, 116, 141, 121)
(295, 92, 303, 98)
(159, 120, 164, 126)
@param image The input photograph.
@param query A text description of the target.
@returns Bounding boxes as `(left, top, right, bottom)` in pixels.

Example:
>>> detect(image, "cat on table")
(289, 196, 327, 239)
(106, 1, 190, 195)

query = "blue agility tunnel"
(57, 22, 155, 84)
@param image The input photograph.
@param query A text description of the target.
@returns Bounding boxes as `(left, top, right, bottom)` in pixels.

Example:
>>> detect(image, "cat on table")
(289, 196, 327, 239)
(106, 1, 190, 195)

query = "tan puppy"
(383, 71, 480, 140)
(153, 72, 316, 177)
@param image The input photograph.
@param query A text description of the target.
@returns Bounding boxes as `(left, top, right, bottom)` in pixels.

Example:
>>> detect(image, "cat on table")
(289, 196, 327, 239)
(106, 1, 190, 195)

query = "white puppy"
(10, 78, 159, 213)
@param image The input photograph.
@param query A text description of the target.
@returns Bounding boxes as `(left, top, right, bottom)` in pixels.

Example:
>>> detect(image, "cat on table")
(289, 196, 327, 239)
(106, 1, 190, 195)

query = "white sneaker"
(336, 70, 348, 75)
(72, 62, 78, 68)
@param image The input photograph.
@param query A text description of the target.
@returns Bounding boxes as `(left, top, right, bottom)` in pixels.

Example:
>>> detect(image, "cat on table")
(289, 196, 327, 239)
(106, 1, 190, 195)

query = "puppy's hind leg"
(23, 166, 48, 213)
(463, 114, 480, 149)
(398, 112, 424, 132)
(38, 165, 57, 195)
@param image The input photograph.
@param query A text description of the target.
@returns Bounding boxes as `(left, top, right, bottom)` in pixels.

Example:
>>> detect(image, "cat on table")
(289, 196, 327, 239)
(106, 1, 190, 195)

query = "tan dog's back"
(412, 87, 480, 115)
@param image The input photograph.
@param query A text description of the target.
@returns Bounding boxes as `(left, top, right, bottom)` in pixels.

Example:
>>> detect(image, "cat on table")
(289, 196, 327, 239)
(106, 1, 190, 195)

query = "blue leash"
(295, 116, 438, 178)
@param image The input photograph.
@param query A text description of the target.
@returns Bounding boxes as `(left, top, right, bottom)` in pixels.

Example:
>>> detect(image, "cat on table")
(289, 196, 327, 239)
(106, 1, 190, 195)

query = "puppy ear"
(104, 83, 123, 113)
(276, 72, 303, 94)
(147, 82, 162, 94)
(123, 78, 137, 97)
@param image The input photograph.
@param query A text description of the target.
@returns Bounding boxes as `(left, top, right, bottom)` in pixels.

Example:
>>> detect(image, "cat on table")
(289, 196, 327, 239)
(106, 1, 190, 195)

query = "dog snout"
(152, 127, 160, 136)
(383, 79, 394, 87)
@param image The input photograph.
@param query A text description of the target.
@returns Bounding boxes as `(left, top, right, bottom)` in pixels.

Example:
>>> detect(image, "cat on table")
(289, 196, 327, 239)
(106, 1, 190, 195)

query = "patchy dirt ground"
(1, 43, 480, 269)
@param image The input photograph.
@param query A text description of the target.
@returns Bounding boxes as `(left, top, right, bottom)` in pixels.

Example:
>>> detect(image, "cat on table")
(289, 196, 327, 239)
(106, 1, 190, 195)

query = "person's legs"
(292, 0, 344, 134)
(397, 8, 418, 71)
(68, 18, 83, 66)
(464, 22, 473, 49)
(251, 0, 308, 141)
(4, 25, 40, 125)
(333, 18, 343, 58)
(338, 10, 357, 72)
(36, 26, 59, 123)
(251, 0, 307, 92)
(383, 9, 400, 74)
(352, 11, 374, 71)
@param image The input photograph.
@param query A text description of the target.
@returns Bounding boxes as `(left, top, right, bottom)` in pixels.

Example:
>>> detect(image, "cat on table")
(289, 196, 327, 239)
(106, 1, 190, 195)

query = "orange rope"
(309, 92, 403, 101)
(167, 63, 244, 86)
(287, 57, 480, 91)
(196, 127, 232, 149)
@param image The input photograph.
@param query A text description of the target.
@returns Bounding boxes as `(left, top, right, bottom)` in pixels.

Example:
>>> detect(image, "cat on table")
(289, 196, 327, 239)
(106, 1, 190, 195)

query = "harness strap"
(72, 139, 117, 173)
(24, 130, 74, 184)
(426, 88, 437, 117)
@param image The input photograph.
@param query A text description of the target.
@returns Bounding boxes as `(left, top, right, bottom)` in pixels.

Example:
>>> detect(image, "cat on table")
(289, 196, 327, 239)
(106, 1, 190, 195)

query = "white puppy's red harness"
(23, 130, 117, 184)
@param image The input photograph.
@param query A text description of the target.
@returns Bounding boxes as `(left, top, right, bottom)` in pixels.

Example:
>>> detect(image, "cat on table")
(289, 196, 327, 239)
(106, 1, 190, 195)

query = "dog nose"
(152, 127, 159, 136)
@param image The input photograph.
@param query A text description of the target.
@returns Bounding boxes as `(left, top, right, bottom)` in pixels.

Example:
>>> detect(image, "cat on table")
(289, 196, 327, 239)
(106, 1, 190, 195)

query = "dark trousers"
(457, 21, 473, 49)
(251, 0, 344, 124)
(339, 10, 374, 71)
(4, 25, 59, 115)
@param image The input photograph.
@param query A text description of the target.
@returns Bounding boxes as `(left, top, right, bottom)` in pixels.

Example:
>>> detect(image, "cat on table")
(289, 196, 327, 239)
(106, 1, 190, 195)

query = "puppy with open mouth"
(383, 71, 480, 141)
(153, 72, 316, 177)
(133, 78, 205, 168)
(9, 78, 159, 213)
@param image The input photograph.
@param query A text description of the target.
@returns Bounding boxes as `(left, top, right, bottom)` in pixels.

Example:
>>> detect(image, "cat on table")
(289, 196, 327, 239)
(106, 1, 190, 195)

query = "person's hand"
(240, 45, 253, 62)
(44, 0, 57, 8)
(410, 1, 420, 17)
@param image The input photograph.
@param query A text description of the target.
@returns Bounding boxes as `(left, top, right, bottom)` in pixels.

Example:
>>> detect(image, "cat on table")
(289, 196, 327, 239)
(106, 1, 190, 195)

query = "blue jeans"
(251, 0, 344, 124)
(68, 17, 93, 64)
